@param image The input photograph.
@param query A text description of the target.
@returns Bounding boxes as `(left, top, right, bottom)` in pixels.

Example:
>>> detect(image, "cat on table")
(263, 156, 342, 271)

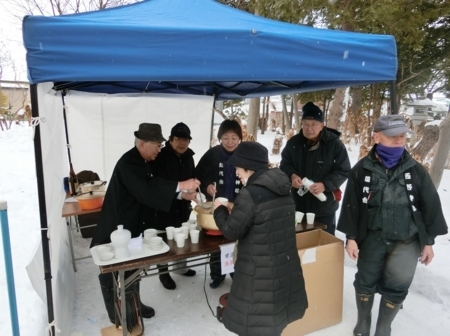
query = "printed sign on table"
(220, 242, 236, 274)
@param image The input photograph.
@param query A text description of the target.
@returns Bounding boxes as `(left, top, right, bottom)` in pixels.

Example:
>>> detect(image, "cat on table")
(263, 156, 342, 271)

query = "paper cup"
(189, 223, 198, 231)
(190, 230, 200, 244)
(144, 228, 157, 240)
(173, 228, 182, 235)
(175, 233, 185, 248)
(295, 211, 304, 225)
(165, 226, 175, 240)
(306, 212, 315, 224)
(181, 226, 190, 239)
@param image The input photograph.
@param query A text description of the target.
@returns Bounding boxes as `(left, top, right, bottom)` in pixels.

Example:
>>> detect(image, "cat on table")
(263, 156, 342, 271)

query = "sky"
(1, 123, 449, 336)
(0, 3, 30, 81)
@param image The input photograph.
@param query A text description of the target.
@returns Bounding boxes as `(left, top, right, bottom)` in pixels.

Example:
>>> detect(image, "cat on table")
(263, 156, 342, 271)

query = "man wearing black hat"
(91, 123, 200, 325)
(280, 101, 350, 235)
(338, 115, 447, 336)
(153, 122, 197, 290)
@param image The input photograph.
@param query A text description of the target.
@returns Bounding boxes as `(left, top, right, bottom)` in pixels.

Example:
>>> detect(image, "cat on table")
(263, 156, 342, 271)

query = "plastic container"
(75, 191, 105, 210)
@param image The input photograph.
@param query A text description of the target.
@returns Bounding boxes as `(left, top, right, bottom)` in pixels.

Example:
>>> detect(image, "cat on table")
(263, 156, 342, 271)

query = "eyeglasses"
(146, 142, 165, 150)
(302, 122, 322, 129)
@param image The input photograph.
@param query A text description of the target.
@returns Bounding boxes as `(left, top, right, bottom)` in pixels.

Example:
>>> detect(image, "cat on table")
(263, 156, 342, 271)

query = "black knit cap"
(227, 142, 268, 171)
(134, 123, 166, 142)
(302, 102, 324, 122)
(170, 122, 192, 140)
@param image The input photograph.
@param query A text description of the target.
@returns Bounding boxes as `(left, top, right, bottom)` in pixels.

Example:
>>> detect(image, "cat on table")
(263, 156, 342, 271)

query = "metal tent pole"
(390, 80, 397, 114)
(30, 84, 55, 335)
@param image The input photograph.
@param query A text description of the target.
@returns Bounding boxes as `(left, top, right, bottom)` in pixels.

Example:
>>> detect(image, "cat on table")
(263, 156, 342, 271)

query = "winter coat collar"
(161, 142, 195, 159)
(247, 168, 291, 196)
(365, 145, 415, 181)
(299, 126, 341, 146)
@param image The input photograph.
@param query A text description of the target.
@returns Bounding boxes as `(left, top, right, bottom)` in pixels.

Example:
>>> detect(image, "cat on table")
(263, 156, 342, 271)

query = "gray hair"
(135, 137, 144, 146)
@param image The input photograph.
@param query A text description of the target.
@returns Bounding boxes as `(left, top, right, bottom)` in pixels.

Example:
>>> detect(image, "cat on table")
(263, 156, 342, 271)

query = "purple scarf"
(375, 143, 405, 169)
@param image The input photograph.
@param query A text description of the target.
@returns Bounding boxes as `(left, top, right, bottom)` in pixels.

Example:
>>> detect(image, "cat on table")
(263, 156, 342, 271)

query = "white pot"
(110, 225, 131, 259)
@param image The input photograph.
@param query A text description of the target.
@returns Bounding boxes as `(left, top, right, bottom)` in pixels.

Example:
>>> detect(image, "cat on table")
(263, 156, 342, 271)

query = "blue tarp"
(22, 0, 397, 99)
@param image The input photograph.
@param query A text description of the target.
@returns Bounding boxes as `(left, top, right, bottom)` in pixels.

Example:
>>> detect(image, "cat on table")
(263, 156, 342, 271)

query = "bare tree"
(246, 98, 260, 141)
(327, 87, 346, 130)
(293, 94, 300, 133)
(280, 94, 290, 134)
(410, 124, 440, 163)
(429, 114, 450, 189)
(6, 0, 137, 18)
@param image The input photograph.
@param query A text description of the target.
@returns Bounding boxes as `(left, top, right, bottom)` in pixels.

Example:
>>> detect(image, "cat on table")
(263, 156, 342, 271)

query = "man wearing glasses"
(280, 102, 350, 235)
(91, 123, 200, 325)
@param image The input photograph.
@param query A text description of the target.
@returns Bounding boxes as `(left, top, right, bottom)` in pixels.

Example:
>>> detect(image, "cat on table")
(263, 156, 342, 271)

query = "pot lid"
(75, 191, 106, 200)
(79, 180, 107, 187)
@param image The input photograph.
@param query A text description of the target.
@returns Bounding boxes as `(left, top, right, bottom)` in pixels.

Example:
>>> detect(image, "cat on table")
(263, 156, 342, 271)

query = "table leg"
(66, 216, 77, 272)
(119, 270, 127, 336)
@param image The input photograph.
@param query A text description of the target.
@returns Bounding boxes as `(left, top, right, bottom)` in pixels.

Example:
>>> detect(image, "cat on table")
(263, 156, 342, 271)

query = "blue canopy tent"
(23, 0, 397, 99)
(22, 0, 397, 334)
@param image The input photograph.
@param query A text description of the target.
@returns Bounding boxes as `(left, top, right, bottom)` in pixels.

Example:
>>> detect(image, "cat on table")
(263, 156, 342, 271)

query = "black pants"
(210, 251, 234, 281)
(210, 251, 225, 281)
(316, 213, 336, 236)
(354, 232, 421, 303)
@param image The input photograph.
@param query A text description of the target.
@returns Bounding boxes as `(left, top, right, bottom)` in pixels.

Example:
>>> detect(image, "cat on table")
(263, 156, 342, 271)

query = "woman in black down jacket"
(213, 142, 308, 336)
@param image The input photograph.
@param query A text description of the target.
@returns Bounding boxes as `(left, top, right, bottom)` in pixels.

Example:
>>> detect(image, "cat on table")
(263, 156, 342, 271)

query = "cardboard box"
(282, 230, 344, 336)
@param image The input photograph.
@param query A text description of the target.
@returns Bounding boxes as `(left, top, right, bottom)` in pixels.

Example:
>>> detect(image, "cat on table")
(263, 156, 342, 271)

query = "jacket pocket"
(367, 188, 383, 230)
(234, 259, 256, 275)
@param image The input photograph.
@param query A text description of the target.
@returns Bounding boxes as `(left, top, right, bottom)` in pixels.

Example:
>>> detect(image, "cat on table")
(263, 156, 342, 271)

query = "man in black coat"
(280, 102, 350, 235)
(153, 122, 197, 290)
(91, 123, 200, 324)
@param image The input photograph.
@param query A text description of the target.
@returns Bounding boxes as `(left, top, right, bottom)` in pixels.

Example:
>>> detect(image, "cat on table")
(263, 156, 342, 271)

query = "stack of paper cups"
(301, 177, 327, 202)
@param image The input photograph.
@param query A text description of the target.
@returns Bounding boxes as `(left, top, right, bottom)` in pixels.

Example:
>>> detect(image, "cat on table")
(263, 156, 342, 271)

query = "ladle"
(197, 187, 204, 208)
(210, 182, 216, 214)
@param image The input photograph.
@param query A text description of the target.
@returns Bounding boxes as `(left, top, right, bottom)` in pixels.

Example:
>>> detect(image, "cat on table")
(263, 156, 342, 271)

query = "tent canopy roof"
(23, 0, 397, 100)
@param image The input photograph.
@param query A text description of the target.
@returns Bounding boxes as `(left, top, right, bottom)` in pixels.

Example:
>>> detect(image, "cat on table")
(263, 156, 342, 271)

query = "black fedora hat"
(134, 123, 166, 142)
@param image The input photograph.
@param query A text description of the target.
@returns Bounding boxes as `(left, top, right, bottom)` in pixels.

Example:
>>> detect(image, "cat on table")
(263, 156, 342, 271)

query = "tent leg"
(30, 84, 56, 334)
(390, 80, 397, 114)
(66, 217, 77, 272)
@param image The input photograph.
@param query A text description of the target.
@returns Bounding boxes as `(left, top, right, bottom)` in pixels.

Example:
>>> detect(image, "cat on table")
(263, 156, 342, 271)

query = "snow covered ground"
(1, 124, 449, 336)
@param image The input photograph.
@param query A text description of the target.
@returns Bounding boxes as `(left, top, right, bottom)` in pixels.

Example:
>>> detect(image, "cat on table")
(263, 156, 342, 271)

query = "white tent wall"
(27, 86, 214, 335)
(64, 92, 215, 181)
(26, 82, 76, 335)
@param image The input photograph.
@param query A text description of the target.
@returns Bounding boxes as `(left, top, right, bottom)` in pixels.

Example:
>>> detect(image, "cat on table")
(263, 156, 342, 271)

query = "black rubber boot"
(158, 265, 176, 290)
(210, 252, 225, 289)
(374, 297, 402, 336)
(98, 273, 116, 324)
(134, 281, 155, 318)
(353, 292, 374, 336)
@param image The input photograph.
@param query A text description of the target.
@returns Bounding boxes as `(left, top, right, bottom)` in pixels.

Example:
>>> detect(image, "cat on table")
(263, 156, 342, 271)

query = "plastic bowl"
(98, 251, 114, 261)
(97, 244, 113, 253)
